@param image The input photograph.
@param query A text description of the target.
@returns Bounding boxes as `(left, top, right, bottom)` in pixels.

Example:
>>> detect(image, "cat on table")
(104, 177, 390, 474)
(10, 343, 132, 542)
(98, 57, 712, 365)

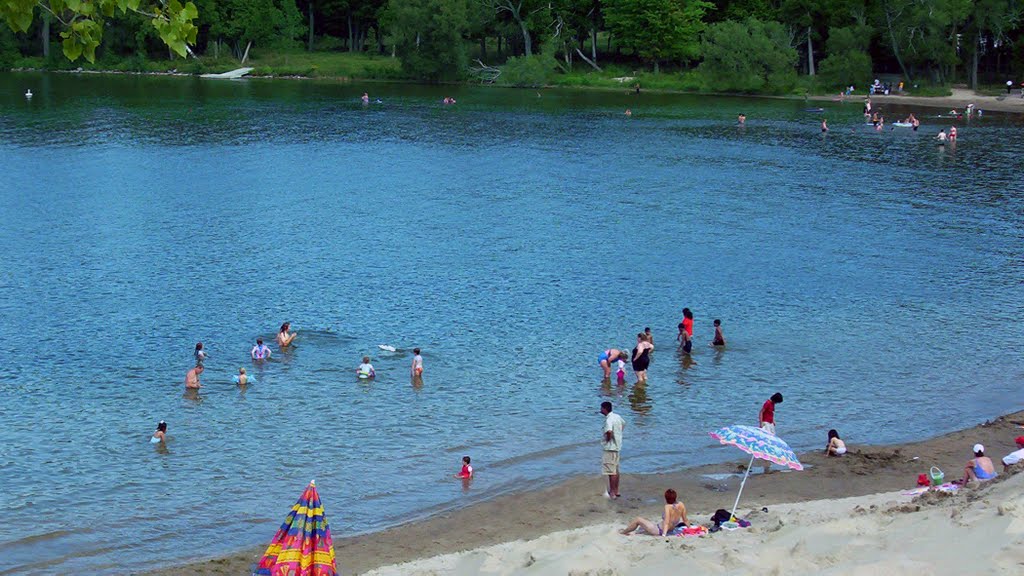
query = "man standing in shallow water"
(601, 401, 625, 498)
(185, 365, 203, 389)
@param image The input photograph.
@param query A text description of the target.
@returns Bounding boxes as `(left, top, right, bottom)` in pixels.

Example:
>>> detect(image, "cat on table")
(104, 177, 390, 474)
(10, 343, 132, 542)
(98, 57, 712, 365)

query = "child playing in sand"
(825, 429, 846, 456)
(455, 456, 473, 479)
(616, 359, 626, 384)
(712, 319, 726, 347)
(357, 356, 376, 379)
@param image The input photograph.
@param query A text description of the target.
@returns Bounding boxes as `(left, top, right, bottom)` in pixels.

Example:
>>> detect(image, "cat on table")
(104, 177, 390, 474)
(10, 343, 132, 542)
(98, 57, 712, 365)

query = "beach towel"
(679, 526, 709, 537)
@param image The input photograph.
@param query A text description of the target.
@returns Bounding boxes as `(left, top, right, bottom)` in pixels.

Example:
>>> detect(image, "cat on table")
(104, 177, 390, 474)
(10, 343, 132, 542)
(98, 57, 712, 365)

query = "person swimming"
(235, 367, 248, 385)
(276, 322, 296, 348)
(357, 356, 376, 379)
(738, 113, 746, 125)
(361, 92, 370, 104)
(151, 421, 167, 444)
(712, 319, 726, 347)
(251, 339, 272, 361)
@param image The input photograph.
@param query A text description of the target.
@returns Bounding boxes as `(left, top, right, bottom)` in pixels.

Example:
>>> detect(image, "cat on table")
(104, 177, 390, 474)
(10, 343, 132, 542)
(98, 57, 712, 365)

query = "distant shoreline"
(10, 68, 1024, 114)
(143, 409, 1024, 575)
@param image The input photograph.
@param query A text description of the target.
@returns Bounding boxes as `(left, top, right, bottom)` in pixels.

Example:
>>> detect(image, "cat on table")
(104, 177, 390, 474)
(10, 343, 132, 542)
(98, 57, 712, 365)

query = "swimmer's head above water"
(156, 421, 167, 433)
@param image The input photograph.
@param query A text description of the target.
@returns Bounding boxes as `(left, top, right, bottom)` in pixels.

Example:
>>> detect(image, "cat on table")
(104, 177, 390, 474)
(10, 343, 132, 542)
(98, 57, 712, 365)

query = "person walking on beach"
(601, 401, 625, 499)
(631, 333, 653, 383)
(276, 322, 296, 348)
(185, 365, 203, 389)
(251, 339, 272, 361)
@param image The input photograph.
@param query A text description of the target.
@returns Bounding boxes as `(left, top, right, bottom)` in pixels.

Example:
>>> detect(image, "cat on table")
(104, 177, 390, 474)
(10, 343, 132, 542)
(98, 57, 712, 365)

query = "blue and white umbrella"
(709, 425, 803, 518)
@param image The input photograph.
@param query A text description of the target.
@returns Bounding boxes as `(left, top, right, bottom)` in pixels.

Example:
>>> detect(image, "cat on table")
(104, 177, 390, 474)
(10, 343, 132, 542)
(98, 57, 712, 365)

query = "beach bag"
(929, 466, 945, 486)
(711, 509, 732, 526)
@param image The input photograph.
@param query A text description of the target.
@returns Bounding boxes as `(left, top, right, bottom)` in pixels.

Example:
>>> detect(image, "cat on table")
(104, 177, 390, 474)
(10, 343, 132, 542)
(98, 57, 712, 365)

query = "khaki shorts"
(761, 422, 776, 436)
(602, 450, 620, 475)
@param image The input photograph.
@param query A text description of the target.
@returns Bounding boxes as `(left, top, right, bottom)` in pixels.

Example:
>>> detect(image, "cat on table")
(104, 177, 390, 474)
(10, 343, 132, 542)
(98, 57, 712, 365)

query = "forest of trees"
(2, 0, 1023, 92)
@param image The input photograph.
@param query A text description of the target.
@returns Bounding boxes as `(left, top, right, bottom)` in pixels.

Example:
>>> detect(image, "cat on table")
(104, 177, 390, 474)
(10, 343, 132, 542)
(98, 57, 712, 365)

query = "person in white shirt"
(1002, 436, 1024, 470)
(601, 401, 625, 499)
(251, 339, 272, 361)
(357, 356, 376, 379)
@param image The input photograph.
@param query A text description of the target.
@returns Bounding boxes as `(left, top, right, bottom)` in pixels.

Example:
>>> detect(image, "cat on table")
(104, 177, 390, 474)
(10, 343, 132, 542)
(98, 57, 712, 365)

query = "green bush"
(818, 51, 871, 90)
(499, 53, 559, 87)
(698, 18, 797, 94)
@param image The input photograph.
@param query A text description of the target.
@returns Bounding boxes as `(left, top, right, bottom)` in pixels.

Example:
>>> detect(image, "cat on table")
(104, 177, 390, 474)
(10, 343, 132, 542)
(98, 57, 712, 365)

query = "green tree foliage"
(199, 0, 301, 58)
(604, 0, 711, 71)
(0, 0, 198, 62)
(382, 0, 471, 80)
(817, 25, 871, 88)
(698, 17, 797, 93)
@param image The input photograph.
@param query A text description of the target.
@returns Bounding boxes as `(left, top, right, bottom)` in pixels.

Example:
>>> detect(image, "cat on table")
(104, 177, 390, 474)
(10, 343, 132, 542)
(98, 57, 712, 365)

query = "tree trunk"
(497, 35, 502, 58)
(590, 28, 597, 62)
(653, 60, 659, 73)
(347, 13, 354, 52)
(970, 33, 979, 90)
(41, 12, 50, 58)
(308, 1, 315, 51)
(884, 7, 912, 81)
(518, 18, 532, 57)
(480, 37, 486, 60)
(575, 47, 601, 71)
(241, 41, 252, 65)
(606, 32, 612, 53)
(806, 26, 815, 76)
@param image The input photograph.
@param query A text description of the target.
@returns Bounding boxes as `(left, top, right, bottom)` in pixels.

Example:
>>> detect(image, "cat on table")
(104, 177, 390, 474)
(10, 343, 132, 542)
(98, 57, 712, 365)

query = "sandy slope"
(366, 470, 1024, 576)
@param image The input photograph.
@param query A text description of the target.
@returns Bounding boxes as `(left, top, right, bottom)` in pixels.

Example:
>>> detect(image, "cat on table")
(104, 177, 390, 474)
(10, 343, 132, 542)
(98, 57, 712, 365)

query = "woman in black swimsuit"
(632, 333, 653, 383)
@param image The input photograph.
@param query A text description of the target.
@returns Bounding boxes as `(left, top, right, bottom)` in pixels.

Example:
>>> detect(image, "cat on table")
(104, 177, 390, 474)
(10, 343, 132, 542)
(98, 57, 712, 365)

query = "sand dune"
(366, 471, 1024, 576)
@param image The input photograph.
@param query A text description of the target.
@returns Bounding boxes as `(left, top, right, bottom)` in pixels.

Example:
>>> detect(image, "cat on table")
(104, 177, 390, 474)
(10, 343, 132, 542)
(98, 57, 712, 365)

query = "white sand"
(365, 472, 1024, 576)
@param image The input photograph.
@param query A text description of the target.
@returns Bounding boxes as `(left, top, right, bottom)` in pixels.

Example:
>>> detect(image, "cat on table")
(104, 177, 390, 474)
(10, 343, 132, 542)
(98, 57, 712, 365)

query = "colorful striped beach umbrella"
(709, 425, 803, 518)
(255, 480, 337, 576)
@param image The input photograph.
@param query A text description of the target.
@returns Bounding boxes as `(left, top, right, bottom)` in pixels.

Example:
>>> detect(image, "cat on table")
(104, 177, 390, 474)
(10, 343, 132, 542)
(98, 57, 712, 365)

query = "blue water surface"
(0, 73, 1022, 574)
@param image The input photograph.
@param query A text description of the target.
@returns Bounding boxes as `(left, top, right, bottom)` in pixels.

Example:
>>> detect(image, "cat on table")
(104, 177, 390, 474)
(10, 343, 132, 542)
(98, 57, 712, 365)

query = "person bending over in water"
(712, 319, 726, 347)
(151, 421, 167, 444)
(276, 322, 296, 348)
(825, 429, 846, 456)
(620, 489, 690, 536)
(598, 348, 628, 379)
(185, 365, 203, 389)
(960, 444, 997, 484)
(251, 339, 272, 361)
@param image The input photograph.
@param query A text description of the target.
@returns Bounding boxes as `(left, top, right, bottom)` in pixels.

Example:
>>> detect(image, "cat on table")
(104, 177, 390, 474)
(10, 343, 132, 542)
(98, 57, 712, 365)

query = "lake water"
(1, 72, 1022, 574)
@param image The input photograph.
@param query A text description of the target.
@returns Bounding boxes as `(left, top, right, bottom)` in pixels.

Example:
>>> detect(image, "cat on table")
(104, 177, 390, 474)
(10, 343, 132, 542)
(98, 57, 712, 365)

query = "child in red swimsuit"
(455, 456, 473, 479)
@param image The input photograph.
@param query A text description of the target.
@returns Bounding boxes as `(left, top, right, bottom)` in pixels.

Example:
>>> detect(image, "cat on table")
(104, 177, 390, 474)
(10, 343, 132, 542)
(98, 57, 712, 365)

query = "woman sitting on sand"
(960, 444, 997, 484)
(825, 429, 846, 456)
(620, 489, 690, 536)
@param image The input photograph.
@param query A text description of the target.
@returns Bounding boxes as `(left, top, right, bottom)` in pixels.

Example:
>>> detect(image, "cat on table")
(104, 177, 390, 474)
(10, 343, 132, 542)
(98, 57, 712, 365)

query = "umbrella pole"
(730, 453, 756, 519)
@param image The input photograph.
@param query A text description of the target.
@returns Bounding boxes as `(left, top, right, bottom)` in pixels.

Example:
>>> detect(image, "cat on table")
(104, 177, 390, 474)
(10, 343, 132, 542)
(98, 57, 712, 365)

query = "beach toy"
(232, 375, 255, 384)
(929, 466, 945, 486)
(378, 344, 396, 352)
(720, 521, 740, 531)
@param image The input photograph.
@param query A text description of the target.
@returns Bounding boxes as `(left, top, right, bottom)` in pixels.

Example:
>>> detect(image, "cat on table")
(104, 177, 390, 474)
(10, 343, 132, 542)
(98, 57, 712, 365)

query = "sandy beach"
(813, 87, 1024, 113)
(142, 410, 1024, 575)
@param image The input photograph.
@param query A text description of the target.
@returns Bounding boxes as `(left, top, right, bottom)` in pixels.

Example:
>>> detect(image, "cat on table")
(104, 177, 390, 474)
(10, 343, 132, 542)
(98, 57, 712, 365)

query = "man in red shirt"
(759, 392, 783, 435)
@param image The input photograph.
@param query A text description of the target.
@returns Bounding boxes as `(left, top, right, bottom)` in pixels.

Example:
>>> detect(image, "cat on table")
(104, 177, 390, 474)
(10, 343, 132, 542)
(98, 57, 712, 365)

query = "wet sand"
(140, 410, 1024, 575)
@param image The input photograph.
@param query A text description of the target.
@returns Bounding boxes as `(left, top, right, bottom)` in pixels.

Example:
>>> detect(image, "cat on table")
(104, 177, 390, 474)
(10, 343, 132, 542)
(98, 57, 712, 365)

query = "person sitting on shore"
(960, 444, 997, 484)
(151, 421, 167, 444)
(825, 429, 846, 456)
(1001, 436, 1024, 471)
(620, 489, 690, 536)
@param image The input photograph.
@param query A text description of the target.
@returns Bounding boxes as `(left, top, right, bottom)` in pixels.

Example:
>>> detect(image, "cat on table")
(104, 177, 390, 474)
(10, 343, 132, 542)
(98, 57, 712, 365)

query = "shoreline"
(142, 409, 1024, 575)
(10, 68, 1024, 114)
